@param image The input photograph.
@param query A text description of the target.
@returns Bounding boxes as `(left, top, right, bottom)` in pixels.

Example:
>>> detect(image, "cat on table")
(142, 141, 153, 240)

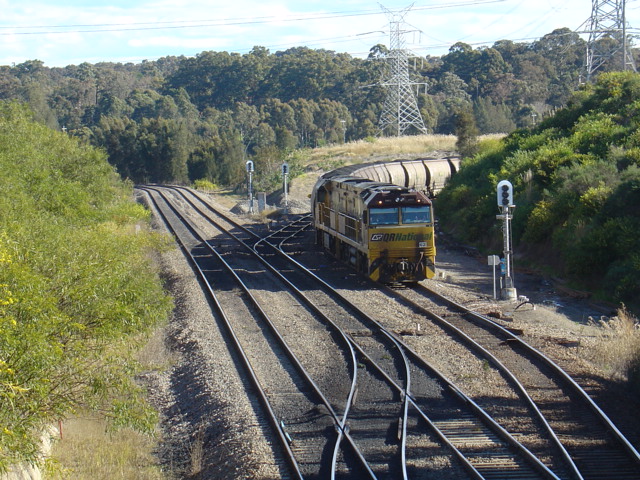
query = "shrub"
(193, 178, 217, 191)
(437, 73, 640, 308)
(0, 102, 172, 471)
(522, 200, 553, 243)
(590, 306, 640, 388)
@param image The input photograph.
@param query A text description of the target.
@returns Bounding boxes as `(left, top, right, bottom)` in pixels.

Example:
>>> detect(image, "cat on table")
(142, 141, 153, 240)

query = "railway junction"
(136, 184, 640, 479)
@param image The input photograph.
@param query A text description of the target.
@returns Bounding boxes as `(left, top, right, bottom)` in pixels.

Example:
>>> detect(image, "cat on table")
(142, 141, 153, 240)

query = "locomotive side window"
(401, 206, 431, 224)
(369, 207, 398, 225)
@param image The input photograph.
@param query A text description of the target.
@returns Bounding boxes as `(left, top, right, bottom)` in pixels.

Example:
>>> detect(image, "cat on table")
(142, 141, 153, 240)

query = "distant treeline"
(0, 28, 634, 186)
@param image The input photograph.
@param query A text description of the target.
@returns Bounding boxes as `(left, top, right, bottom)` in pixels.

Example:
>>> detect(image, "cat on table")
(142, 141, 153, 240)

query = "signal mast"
(497, 180, 517, 300)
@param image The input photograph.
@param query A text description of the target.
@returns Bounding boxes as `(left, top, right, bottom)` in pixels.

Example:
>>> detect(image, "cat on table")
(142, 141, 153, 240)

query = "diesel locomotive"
(311, 174, 436, 283)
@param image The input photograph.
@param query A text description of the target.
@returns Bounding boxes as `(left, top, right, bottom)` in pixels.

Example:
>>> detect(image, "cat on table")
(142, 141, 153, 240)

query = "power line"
(0, 1, 506, 36)
(1, 1, 599, 66)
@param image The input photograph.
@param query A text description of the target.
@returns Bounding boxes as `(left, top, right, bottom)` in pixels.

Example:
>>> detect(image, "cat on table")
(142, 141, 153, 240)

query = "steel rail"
(275, 207, 639, 479)
(171, 187, 559, 479)
(160, 187, 391, 478)
(167, 187, 433, 477)
(386, 330, 411, 480)
(141, 187, 305, 479)
(152, 186, 375, 477)
(380, 282, 584, 480)
(259, 213, 419, 479)
(266, 226, 561, 479)
(142, 186, 375, 479)
(417, 282, 640, 473)
(252, 217, 564, 480)
(263, 209, 637, 479)
(181, 185, 640, 478)
(263, 215, 412, 480)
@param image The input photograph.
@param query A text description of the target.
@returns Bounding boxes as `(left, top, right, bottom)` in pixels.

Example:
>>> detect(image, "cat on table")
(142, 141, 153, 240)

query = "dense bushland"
(437, 72, 640, 308)
(0, 103, 173, 471)
(0, 28, 634, 188)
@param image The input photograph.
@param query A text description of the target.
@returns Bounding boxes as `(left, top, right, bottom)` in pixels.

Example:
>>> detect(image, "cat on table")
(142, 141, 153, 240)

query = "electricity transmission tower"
(377, 4, 428, 136)
(583, 0, 636, 81)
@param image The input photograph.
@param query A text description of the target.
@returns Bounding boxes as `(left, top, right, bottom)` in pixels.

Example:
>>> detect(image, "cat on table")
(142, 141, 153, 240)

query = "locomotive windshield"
(401, 206, 431, 224)
(369, 207, 398, 225)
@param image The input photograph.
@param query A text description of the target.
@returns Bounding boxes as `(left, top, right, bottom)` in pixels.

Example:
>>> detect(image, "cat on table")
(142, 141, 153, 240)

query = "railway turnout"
(137, 185, 640, 480)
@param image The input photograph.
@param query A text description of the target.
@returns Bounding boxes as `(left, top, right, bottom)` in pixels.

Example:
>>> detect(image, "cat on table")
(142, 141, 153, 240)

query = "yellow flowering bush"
(0, 103, 172, 471)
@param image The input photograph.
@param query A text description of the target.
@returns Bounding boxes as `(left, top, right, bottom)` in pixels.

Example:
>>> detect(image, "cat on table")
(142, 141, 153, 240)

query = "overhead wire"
(2, 0, 628, 65)
(0, 0, 506, 36)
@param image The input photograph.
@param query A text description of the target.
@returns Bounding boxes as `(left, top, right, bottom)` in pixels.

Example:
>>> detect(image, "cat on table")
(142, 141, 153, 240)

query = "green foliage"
(570, 112, 626, 157)
(438, 72, 640, 307)
(454, 108, 479, 158)
(0, 102, 172, 470)
(193, 179, 217, 191)
(0, 32, 626, 186)
(252, 148, 307, 194)
(474, 98, 516, 134)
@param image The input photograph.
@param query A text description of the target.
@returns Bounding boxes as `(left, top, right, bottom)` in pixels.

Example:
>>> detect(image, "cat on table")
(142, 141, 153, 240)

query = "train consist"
(324, 156, 460, 197)
(311, 158, 459, 283)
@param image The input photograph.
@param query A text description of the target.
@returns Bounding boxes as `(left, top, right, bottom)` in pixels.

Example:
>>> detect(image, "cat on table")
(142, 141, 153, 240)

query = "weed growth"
(589, 305, 640, 387)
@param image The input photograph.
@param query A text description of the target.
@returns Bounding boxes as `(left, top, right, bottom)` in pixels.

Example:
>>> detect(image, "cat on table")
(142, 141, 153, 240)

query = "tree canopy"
(0, 29, 635, 188)
(437, 71, 640, 306)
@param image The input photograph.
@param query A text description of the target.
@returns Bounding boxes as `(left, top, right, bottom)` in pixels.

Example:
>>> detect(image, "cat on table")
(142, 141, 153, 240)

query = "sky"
(1, 0, 640, 67)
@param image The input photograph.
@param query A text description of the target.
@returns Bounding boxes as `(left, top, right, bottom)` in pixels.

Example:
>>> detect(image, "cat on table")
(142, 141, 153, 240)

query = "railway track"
(390, 283, 640, 480)
(259, 196, 640, 480)
(143, 186, 421, 477)
(259, 200, 640, 479)
(141, 186, 375, 479)
(143, 185, 576, 479)
(149, 188, 394, 474)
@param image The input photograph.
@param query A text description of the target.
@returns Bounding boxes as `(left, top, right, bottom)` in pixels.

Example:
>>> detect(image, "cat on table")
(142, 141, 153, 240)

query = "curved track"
(393, 283, 640, 480)
(266, 193, 640, 480)
(263, 191, 640, 480)
(141, 186, 373, 479)
(140, 185, 584, 479)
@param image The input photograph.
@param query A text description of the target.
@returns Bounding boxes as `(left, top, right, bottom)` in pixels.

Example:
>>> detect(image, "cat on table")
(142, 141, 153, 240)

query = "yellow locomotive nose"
(312, 172, 437, 284)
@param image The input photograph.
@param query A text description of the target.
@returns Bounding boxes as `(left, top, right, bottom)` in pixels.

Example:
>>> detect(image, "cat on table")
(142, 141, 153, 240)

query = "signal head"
(497, 180, 514, 207)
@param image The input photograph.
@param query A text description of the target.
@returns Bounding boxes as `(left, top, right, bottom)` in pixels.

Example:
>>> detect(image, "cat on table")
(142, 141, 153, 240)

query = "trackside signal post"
(282, 162, 289, 214)
(496, 180, 517, 301)
(246, 160, 254, 214)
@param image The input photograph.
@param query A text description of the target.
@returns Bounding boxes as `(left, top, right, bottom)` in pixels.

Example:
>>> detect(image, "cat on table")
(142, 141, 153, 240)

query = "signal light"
(497, 180, 513, 208)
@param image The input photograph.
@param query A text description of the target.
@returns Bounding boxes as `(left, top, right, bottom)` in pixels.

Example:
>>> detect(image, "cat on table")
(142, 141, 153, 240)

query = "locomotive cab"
(312, 174, 436, 284)
(365, 189, 435, 283)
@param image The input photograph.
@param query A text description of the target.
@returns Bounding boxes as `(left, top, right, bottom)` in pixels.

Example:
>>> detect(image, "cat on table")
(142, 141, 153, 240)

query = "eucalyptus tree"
(289, 98, 320, 147)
